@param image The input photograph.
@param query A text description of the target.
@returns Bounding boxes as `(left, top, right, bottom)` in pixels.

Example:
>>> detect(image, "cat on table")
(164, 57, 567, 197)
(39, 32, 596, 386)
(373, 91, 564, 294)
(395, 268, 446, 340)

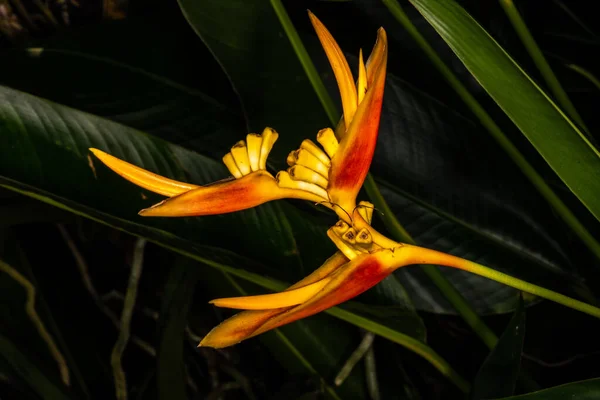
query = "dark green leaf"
(407, 0, 600, 222)
(471, 295, 525, 399)
(494, 378, 600, 400)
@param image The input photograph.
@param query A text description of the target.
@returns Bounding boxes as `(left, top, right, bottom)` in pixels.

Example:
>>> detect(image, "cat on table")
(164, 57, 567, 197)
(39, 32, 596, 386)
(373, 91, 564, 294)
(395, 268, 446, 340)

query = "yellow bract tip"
(309, 11, 357, 130)
(88, 148, 198, 197)
(358, 49, 367, 104)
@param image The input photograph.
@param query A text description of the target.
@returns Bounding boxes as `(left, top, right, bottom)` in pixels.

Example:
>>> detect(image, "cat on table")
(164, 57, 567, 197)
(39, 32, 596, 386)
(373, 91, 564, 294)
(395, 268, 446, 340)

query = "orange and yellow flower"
(89, 12, 397, 348)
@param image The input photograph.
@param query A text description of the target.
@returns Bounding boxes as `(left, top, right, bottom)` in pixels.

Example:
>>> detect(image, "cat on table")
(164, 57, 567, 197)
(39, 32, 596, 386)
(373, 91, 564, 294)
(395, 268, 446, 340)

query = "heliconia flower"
(87, 14, 398, 348)
(308, 11, 388, 214)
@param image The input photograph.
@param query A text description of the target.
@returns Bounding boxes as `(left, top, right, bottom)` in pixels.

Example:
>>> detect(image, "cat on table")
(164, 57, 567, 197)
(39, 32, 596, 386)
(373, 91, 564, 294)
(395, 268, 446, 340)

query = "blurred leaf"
(157, 257, 200, 400)
(471, 295, 525, 399)
(495, 378, 600, 400)
(0, 335, 72, 400)
(407, 0, 600, 222)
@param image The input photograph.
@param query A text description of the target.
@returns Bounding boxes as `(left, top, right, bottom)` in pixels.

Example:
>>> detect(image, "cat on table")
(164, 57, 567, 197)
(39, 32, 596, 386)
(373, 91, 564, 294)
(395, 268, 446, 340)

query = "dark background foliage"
(1, 0, 600, 399)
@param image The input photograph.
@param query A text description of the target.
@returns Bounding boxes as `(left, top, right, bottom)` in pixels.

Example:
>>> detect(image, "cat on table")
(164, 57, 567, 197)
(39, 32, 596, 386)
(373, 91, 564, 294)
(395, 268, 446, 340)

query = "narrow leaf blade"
(408, 0, 600, 222)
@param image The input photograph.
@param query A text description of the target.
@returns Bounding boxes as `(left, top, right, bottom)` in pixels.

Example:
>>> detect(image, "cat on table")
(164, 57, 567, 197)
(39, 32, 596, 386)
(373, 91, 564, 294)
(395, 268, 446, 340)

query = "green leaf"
(156, 257, 201, 400)
(406, 0, 600, 222)
(471, 295, 525, 399)
(494, 378, 600, 400)
(0, 335, 73, 400)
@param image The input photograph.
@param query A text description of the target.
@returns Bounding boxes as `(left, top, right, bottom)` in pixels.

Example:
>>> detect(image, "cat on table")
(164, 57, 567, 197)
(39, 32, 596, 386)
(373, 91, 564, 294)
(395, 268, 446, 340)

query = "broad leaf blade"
(407, 0, 600, 222)
(471, 295, 525, 399)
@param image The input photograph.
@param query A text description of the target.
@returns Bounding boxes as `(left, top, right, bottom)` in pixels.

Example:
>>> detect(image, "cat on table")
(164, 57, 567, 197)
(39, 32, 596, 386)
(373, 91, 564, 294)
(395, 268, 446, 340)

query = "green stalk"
(407, 244, 600, 319)
(567, 64, 600, 91)
(381, 0, 600, 262)
(499, 0, 589, 134)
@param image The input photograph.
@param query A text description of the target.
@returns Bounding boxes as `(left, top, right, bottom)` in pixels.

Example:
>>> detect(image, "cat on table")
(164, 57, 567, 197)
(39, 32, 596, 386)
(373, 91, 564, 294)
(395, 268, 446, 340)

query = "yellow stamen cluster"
(276, 128, 339, 200)
(222, 128, 279, 178)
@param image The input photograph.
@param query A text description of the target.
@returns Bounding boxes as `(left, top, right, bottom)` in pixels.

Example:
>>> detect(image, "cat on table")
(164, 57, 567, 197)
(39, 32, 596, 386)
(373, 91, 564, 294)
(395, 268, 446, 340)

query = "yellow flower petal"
(357, 49, 367, 104)
(308, 11, 357, 130)
(199, 252, 348, 348)
(89, 148, 198, 197)
(210, 277, 332, 310)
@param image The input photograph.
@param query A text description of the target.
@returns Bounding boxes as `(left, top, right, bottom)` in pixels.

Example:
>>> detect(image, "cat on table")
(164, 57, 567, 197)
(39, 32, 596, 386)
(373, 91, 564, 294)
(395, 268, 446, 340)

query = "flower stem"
(404, 244, 600, 319)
